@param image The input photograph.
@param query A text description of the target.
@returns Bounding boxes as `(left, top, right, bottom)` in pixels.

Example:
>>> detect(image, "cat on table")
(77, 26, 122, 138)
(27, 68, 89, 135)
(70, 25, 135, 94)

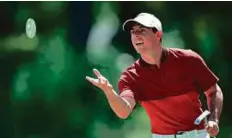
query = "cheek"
(142, 37, 150, 45)
(131, 35, 139, 45)
(131, 37, 136, 46)
(131, 35, 135, 42)
(143, 36, 154, 45)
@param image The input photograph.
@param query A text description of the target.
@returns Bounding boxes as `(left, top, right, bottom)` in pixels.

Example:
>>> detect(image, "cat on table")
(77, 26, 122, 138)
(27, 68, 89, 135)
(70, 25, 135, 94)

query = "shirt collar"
(138, 47, 168, 68)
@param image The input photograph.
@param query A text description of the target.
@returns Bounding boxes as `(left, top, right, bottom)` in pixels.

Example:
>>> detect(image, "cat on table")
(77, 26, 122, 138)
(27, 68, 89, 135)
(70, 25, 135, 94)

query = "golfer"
(86, 13, 223, 138)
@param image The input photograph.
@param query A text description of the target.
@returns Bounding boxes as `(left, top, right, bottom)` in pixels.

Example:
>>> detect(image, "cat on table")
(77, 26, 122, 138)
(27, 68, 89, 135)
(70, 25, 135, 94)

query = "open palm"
(86, 69, 113, 92)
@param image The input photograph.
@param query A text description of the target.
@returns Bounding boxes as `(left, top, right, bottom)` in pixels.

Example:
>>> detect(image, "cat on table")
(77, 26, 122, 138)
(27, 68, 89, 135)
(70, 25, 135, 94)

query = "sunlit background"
(0, 1, 231, 138)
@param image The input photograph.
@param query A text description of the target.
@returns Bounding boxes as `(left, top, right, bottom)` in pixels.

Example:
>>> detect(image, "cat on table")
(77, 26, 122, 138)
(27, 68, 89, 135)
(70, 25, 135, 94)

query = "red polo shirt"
(118, 48, 219, 134)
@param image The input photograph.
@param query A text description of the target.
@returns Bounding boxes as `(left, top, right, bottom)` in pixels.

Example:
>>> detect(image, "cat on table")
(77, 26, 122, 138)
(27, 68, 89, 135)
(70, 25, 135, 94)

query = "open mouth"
(136, 42, 143, 46)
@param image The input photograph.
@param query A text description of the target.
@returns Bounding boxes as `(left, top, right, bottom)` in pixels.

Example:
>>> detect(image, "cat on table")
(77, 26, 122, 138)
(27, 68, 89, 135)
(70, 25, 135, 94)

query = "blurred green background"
(0, 1, 231, 138)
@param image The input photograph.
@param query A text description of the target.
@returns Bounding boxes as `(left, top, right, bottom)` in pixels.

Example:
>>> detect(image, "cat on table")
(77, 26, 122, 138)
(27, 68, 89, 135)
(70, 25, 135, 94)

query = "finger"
(210, 129, 219, 137)
(86, 76, 99, 86)
(207, 126, 218, 137)
(206, 125, 213, 133)
(210, 126, 219, 136)
(101, 77, 107, 84)
(86, 76, 96, 83)
(206, 122, 214, 130)
(93, 68, 102, 78)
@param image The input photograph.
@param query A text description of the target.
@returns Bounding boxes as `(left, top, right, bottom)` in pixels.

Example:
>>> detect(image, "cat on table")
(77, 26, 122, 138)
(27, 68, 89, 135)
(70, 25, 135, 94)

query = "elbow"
(117, 113, 129, 119)
(205, 84, 223, 100)
(116, 111, 131, 119)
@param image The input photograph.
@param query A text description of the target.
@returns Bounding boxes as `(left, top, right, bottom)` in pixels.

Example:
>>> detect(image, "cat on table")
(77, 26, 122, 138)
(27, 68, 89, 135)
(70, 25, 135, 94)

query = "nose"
(133, 32, 141, 39)
(134, 30, 141, 36)
(135, 34, 142, 42)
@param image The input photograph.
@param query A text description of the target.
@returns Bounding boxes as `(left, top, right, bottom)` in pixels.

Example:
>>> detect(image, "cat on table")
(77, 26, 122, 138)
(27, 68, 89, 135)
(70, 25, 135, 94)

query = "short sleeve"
(118, 72, 136, 99)
(190, 50, 219, 91)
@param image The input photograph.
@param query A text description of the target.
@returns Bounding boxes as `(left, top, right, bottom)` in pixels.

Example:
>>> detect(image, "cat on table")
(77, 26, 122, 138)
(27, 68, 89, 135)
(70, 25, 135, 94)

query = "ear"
(156, 31, 162, 38)
(155, 31, 162, 42)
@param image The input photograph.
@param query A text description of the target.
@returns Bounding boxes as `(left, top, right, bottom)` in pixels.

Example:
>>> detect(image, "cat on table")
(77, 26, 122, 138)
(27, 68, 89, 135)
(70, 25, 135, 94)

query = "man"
(86, 13, 223, 138)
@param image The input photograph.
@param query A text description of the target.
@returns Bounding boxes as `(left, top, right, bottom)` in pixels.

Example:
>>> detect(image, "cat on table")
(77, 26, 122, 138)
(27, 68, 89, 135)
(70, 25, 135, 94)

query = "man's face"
(130, 24, 159, 54)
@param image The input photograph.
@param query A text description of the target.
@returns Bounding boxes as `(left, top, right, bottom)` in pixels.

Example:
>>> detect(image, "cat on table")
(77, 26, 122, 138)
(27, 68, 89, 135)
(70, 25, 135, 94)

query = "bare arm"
(86, 69, 136, 119)
(104, 89, 136, 119)
(204, 84, 223, 124)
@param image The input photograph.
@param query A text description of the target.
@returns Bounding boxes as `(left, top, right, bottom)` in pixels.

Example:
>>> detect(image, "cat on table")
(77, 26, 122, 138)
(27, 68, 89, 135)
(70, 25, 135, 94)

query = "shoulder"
(119, 61, 137, 82)
(118, 61, 138, 92)
(167, 47, 203, 61)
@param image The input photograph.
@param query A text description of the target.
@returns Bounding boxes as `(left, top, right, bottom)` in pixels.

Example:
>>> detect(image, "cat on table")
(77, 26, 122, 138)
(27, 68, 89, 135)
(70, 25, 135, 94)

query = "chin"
(136, 50, 145, 54)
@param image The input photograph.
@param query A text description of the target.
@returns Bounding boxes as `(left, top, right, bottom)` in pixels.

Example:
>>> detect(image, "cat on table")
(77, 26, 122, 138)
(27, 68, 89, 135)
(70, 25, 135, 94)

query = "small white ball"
(26, 18, 36, 39)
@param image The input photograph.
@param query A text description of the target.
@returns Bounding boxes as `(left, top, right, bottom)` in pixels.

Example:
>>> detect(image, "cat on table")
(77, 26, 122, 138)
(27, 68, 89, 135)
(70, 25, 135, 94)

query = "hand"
(86, 68, 113, 92)
(205, 120, 219, 137)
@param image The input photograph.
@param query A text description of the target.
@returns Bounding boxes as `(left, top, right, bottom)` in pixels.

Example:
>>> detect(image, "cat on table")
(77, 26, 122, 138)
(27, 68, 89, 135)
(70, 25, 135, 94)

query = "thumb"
(86, 76, 99, 86)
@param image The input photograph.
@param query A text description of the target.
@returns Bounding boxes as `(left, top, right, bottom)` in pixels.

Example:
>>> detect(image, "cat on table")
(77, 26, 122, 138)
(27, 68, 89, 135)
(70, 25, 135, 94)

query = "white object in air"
(194, 110, 211, 125)
(26, 18, 36, 39)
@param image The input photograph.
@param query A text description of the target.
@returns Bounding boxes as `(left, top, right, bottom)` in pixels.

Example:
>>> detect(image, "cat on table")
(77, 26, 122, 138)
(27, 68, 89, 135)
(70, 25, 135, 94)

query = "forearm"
(206, 85, 223, 123)
(86, 69, 134, 119)
(104, 88, 133, 119)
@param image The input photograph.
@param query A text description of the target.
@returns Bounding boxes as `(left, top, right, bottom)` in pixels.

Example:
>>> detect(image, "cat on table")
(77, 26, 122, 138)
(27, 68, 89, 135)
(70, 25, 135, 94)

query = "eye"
(141, 28, 146, 33)
(130, 30, 135, 34)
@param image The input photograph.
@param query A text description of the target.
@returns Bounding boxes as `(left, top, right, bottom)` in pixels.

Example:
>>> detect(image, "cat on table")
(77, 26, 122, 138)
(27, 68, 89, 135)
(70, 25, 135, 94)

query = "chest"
(134, 62, 195, 101)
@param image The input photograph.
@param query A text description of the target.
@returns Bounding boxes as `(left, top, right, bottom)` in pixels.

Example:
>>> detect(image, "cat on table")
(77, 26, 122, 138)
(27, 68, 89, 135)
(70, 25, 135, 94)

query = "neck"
(141, 45, 163, 66)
